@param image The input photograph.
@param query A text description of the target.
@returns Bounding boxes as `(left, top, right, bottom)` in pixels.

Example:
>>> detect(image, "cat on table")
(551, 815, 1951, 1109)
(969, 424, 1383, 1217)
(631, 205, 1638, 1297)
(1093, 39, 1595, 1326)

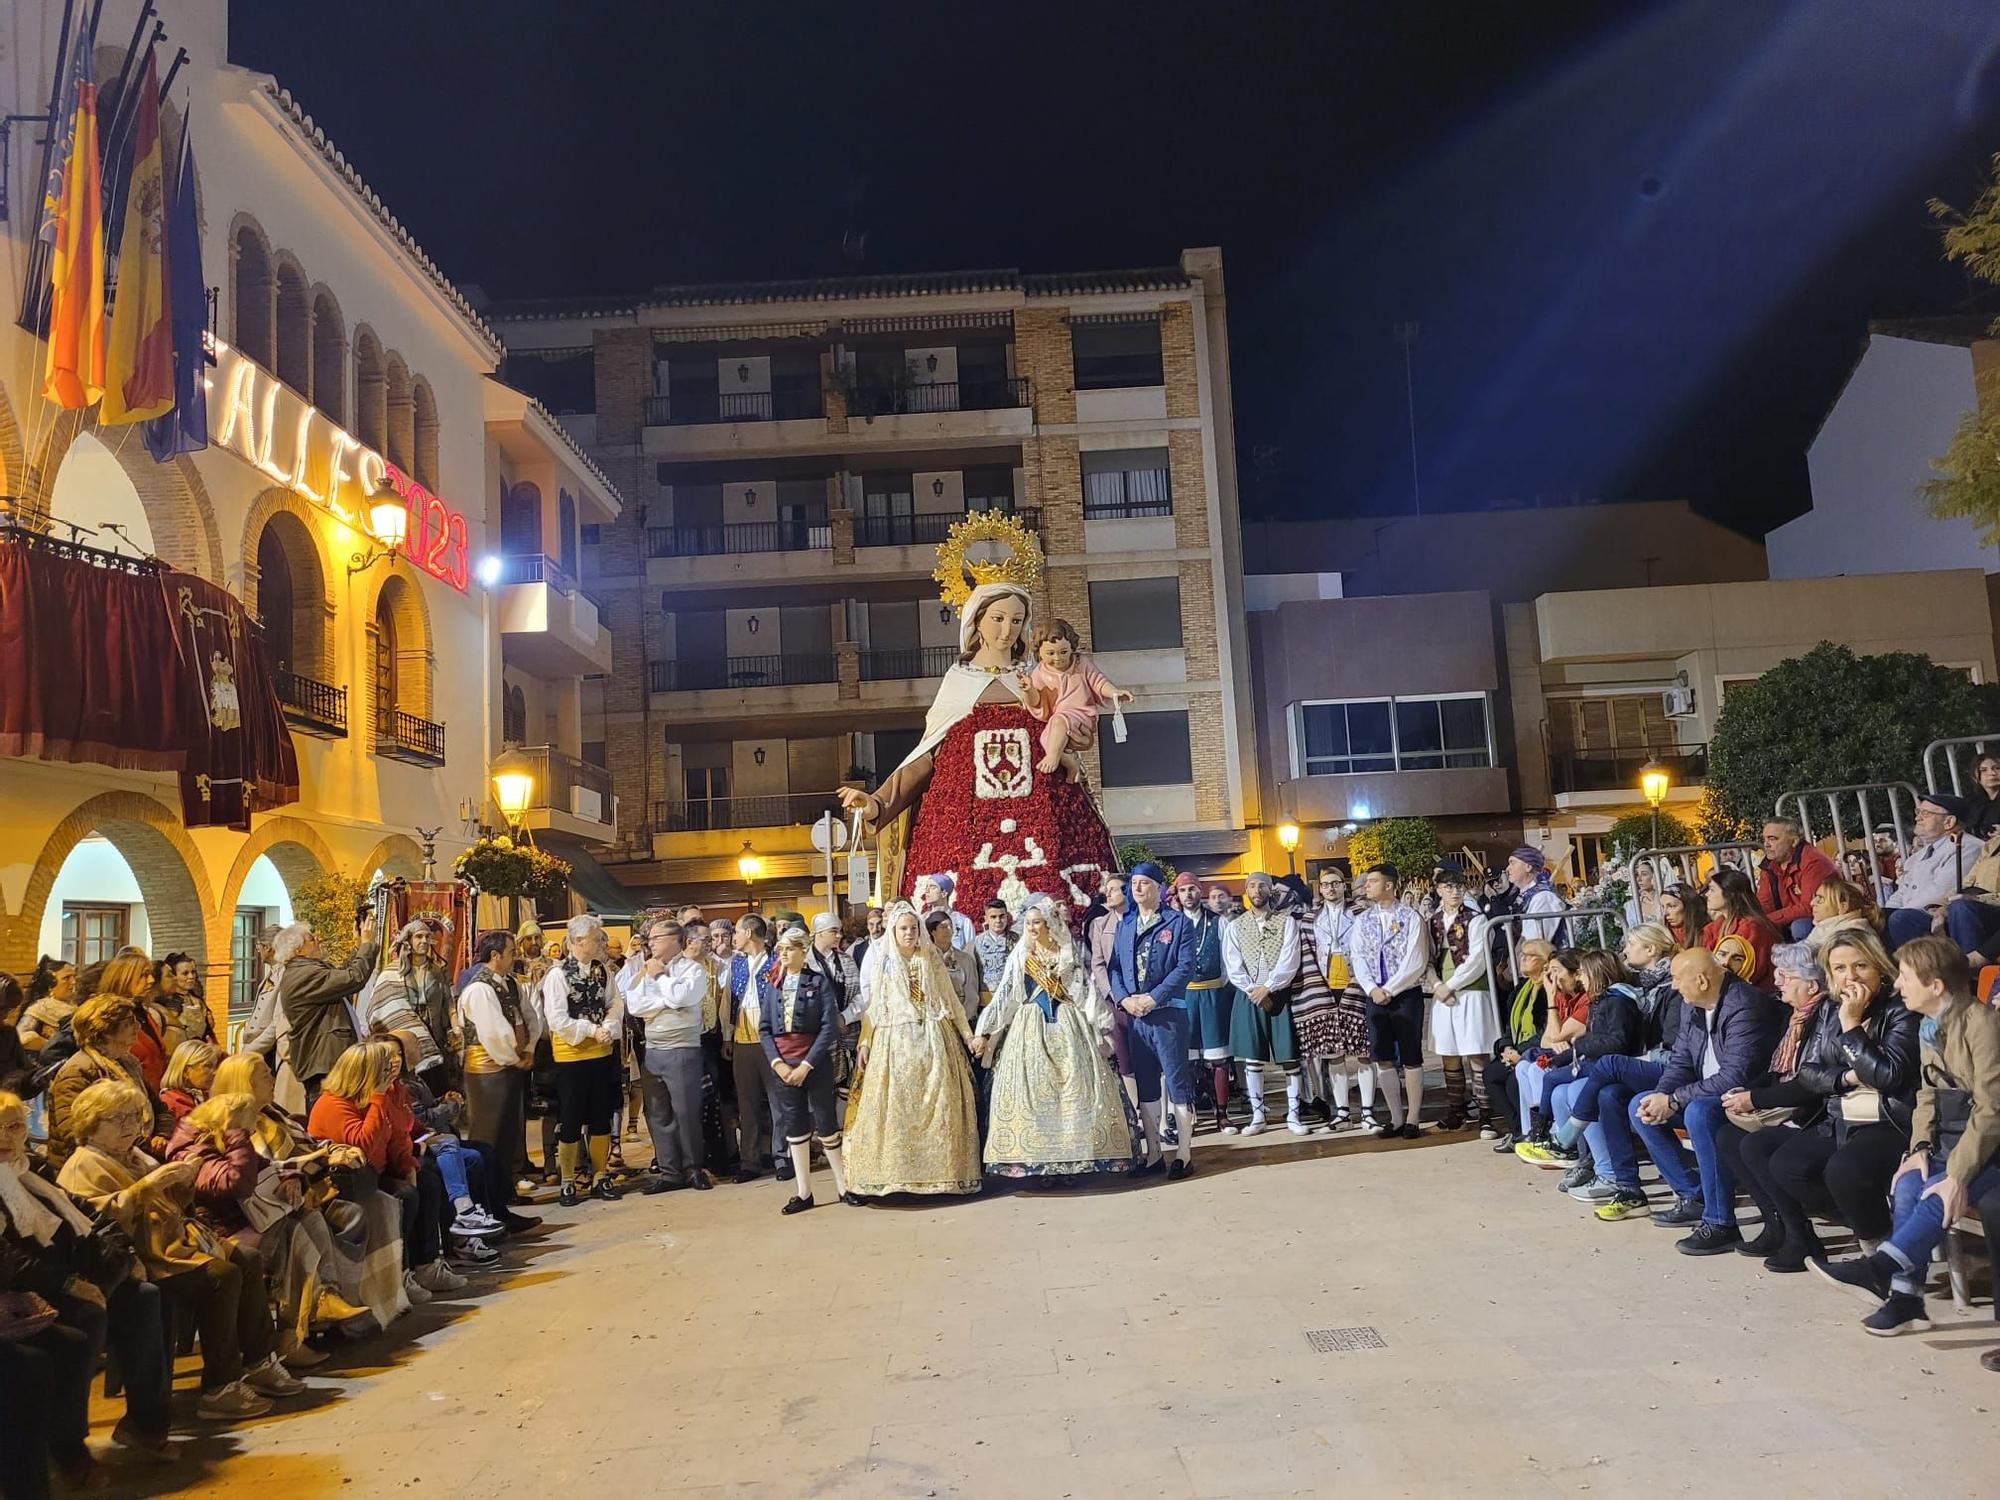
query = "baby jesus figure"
(1027, 618, 1134, 778)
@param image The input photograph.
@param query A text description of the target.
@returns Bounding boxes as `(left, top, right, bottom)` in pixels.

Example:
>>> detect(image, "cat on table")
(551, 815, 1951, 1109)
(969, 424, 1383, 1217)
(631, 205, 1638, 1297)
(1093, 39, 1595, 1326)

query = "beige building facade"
(492, 251, 1258, 909)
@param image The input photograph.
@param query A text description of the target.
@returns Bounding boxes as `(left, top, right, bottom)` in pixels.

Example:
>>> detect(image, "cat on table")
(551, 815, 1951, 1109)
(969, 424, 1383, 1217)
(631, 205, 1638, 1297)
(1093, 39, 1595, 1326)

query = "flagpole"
(16, 0, 80, 330)
(158, 46, 187, 102)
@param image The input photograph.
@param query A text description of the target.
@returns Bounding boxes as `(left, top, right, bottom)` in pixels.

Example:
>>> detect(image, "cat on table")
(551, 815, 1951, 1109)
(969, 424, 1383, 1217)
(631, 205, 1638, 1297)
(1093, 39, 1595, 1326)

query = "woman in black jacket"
(1722, 930, 1917, 1272)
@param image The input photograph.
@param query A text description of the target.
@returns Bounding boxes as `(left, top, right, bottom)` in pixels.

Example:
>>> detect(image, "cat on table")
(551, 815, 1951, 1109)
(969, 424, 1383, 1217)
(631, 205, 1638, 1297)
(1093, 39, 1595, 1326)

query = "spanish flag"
(101, 47, 173, 426)
(40, 26, 105, 410)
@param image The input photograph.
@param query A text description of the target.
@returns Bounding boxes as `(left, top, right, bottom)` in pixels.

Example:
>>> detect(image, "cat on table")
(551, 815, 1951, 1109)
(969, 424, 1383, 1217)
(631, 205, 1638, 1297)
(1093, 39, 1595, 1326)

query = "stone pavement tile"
(1172, 1431, 1342, 1498)
(884, 1339, 1056, 1379)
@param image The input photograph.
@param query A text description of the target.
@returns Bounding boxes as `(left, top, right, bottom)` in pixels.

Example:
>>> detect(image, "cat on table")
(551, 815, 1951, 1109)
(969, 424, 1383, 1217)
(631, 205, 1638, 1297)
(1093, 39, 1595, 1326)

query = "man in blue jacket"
(1108, 862, 1200, 1178)
(1626, 947, 1783, 1254)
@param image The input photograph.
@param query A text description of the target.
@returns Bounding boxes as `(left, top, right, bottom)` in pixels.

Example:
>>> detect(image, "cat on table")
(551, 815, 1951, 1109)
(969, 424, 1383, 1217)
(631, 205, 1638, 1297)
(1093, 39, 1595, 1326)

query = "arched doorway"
(46, 429, 153, 553)
(374, 589, 400, 732)
(252, 509, 329, 680)
(27, 798, 212, 969)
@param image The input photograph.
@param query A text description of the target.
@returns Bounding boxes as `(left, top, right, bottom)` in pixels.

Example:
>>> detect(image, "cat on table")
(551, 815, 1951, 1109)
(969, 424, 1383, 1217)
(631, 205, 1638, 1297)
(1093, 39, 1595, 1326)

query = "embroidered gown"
(843, 953, 983, 1196)
(977, 940, 1142, 1177)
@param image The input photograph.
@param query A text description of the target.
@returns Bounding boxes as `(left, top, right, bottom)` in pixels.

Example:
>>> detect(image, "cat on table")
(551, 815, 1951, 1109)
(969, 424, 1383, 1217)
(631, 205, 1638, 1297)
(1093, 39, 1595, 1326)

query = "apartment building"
(492, 250, 1257, 909)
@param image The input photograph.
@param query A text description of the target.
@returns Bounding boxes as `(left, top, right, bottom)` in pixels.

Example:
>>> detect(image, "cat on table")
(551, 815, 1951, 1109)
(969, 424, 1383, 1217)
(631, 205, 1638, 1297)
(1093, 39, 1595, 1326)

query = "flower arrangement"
(455, 834, 534, 896)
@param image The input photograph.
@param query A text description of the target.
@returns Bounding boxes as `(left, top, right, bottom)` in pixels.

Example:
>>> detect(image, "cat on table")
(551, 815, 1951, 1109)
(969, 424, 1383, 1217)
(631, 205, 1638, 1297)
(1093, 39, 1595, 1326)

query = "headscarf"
(977, 896, 1093, 1036)
(958, 582, 1033, 656)
(872, 901, 957, 1022)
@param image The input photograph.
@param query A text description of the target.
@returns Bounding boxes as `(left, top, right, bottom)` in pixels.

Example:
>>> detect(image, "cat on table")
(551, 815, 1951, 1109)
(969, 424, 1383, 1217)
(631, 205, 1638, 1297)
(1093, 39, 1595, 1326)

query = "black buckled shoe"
(781, 1195, 815, 1215)
(591, 1176, 623, 1203)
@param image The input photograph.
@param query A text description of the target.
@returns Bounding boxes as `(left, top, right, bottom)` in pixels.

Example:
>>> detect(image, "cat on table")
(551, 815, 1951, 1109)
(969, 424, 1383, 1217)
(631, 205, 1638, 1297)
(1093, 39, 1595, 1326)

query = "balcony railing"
(853, 505, 1039, 549)
(1082, 467, 1173, 520)
(275, 670, 347, 737)
(376, 708, 447, 766)
(859, 645, 957, 682)
(644, 388, 824, 425)
(649, 653, 841, 692)
(497, 553, 577, 595)
(1548, 744, 1707, 797)
(850, 376, 1029, 418)
(648, 517, 832, 559)
(497, 745, 613, 820)
(652, 793, 844, 833)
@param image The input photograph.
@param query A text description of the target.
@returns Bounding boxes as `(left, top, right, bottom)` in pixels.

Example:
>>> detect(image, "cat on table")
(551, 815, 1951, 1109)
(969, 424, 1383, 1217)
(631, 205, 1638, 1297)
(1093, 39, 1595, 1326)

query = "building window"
(275, 259, 311, 395)
(1088, 576, 1182, 652)
(61, 904, 127, 965)
(1081, 448, 1172, 519)
(1100, 710, 1193, 787)
(232, 225, 274, 368)
(502, 684, 527, 745)
(581, 523, 601, 546)
(230, 908, 268, 1020)
(1292, 694, 1493, 777)
(1072, 317, 1164, 390)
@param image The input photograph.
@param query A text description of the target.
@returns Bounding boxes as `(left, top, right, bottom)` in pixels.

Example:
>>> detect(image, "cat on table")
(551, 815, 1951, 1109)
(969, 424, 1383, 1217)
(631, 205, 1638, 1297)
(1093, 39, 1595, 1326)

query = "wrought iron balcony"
(274, 670, 347, 738)
(376, 708, 447, 766)
(651, 793, 844, 833)
(494, 745, 613, 821)
(853, 505, 1039, 549)
(644, 388, 824, 425)
(849, 376, 1029, 418)
(1547, 744, 1707, 797)
(647, 516, 832, 559)
(648, 653, 841, 692)
(858, 645, 957, 682)
(497, 553, 577, 594)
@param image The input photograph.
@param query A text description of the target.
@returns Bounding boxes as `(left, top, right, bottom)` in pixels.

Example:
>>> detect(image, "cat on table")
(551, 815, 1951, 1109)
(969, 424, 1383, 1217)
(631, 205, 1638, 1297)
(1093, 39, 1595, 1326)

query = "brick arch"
(219, 816, 339, 918)
(229, 212, 276, 369)
(309, 283, 348, 423)
(22, 406, 222, 578)
(0, 790, 216, 976)
(273, 250, 313, 397)
(364, 560, 435, 725)
(241, 487, 336, 679)
(357, 833, 425, 882)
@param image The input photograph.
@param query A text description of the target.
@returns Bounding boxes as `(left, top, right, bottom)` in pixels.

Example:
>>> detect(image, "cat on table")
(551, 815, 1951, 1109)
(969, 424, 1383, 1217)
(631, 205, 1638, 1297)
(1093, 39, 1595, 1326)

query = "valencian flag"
(101, 47, 173, 426)
(40, 21, 105, 409)
(144, 118, 209, 460)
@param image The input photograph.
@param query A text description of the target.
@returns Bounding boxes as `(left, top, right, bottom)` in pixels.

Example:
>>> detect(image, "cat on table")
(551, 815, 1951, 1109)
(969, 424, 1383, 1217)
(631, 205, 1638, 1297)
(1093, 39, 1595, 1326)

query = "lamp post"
(1276, 822, 1301, 876)
(347, 484, 410, 575)
(738, 840, 764, 912)
(492, 768, 535, 835)
(1640, 759, 1672, 848)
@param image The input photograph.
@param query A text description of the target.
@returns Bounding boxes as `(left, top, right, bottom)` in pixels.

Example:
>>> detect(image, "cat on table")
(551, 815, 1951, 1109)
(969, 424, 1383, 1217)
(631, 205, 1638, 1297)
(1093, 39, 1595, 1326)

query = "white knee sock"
(1402, 1067, 1424, 1126)
(822, 1141, 848, 1196)
(1355, 1061, 1376, 1110)
(1244, 1065, 1266, 1119)
(1328, 1063, 1352, 1112)
(1139, 1100, 1164, 1162)
(1377, 1066, 1405, 1126)
(1298, 1064, 1322, 1104)
(1173, 1104, 1195, 1164)
(1285, 1072, 1304, 1120)
(786, 1140, 813, 1199)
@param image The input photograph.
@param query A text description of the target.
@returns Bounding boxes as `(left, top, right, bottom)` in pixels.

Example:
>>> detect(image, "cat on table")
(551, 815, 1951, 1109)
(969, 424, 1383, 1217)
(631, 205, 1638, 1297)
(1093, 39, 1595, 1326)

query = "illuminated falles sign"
(206, 339, 470, 591)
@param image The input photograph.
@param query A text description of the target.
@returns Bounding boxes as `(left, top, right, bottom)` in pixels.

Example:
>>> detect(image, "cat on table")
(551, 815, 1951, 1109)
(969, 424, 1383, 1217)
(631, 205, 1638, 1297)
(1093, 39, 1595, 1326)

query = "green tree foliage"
(1115, 840, 1175, 882)
(1923, 160, 2000, 537)
(291, 873, 369, 964)
(1347, 817, 1442, 879)
(1705, 642, 2000, 830)
(1606, 809, 1695, 859)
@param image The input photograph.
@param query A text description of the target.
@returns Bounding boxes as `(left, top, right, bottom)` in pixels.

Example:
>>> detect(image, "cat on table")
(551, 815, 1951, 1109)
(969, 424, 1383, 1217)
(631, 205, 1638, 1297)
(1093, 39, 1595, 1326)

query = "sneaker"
(1676, 1221, 1743, 1256)
(415, 1259, 468, 1294)
(449, 1213, 506, 1241)
(1557, 1161, 1596, 1193)
(244, 1353, 307, 1397)
(1241, 1115, 1269, 1137)
(592, 1176, 623, 1202)
(558, 1181, 581, 1207)
(1568, 1178, 1619, 1203)
(402, 1269, 433, 1304)
(1490, 1132, 1518, 1153)
(1808, 1252, 1898, 1307)
(1862, 1293, 1932, 1336)
(1514, 1140, 1570, 1167)
(1594, 1189, 1652, 1222)
(196, 1380, 274, 1420)
(451, 1236, 501, 1267)
(1649, 1194, 1705, 1228)
(1285, 1114, 1311, 1136)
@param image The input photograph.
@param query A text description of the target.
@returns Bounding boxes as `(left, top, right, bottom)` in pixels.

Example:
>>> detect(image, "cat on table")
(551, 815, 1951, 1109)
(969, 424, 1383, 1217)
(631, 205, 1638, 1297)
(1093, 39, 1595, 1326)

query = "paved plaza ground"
(93, 1123, 1999, 1499)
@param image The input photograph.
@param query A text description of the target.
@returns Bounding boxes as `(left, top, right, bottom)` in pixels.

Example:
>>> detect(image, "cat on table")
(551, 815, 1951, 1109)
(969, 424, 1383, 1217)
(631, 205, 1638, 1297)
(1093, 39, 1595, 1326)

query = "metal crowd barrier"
(1483, 905, 1621, 990)
(1925, 733, 2000, 797)
(1773, 781, 1920, 896)
(1627, 843, 1761, 911)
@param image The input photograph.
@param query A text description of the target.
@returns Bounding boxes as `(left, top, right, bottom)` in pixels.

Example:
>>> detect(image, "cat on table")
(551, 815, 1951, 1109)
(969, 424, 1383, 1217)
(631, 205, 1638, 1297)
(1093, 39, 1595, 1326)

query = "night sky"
(229, 0, 2000, 535)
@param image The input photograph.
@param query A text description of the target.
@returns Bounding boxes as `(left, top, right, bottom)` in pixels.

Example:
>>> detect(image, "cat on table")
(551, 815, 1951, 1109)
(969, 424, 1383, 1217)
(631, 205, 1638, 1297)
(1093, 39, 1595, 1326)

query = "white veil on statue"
(977, 895, 1104, 1040)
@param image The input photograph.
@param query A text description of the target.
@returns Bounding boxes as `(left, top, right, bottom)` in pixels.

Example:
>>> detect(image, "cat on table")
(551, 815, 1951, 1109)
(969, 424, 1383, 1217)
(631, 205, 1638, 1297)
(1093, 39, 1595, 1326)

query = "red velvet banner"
(0, 530, 300, 829)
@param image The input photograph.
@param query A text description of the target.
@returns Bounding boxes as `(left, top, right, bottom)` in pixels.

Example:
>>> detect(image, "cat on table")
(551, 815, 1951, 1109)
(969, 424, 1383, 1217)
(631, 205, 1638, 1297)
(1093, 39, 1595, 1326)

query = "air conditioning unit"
(1663, 685, 1697, 717)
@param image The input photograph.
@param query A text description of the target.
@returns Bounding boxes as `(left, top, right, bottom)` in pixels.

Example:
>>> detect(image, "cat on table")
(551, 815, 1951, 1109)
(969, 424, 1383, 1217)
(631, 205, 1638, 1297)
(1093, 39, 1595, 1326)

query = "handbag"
(1923, 1060, 1974, 1160)
(0, 1290, 59, 1342)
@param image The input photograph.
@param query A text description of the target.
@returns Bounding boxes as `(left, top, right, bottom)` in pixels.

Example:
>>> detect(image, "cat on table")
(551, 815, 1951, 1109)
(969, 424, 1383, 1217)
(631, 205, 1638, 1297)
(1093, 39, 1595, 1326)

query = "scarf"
(0, 1158, 93, 1246)
(1771, 994, 1825, 1078)
(1508, 979, 1543, 1044)
(561, 955, 610, 1025)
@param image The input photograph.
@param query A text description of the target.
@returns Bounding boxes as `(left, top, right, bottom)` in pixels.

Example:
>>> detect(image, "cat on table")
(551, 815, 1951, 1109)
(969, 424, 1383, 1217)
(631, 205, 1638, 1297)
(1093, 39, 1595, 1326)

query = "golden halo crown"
(933, 510, 1043, 610)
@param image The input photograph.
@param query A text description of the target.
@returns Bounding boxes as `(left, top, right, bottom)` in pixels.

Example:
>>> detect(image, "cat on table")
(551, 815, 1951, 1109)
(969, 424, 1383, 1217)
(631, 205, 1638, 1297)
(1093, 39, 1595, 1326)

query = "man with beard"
(1222, 873, 1306, 1135)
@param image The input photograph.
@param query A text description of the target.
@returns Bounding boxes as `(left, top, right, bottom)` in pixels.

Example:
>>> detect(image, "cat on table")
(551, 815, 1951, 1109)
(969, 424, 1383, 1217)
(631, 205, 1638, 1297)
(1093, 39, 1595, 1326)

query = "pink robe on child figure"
(1029, 658, 1119, 765)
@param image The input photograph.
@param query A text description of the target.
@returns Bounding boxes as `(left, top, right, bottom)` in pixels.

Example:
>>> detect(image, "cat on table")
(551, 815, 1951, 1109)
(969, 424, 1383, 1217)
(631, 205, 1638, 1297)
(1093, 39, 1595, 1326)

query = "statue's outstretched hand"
(837, 786, 870, 813)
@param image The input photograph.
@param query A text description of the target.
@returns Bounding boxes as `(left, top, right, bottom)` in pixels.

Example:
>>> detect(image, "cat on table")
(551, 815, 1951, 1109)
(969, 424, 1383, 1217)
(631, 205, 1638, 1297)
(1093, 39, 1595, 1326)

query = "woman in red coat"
(308, 1040, 462, 1298)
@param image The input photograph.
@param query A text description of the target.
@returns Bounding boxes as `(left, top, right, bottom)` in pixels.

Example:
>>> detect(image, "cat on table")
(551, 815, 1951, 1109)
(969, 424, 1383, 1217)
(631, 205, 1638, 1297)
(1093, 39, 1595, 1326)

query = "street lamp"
(738, 840, 764, 910)
(492, 768, 534, 832)
(348, 483, 410, 574)
(1640, 759, 1672, 847)
(1276, 822, 1301, 875)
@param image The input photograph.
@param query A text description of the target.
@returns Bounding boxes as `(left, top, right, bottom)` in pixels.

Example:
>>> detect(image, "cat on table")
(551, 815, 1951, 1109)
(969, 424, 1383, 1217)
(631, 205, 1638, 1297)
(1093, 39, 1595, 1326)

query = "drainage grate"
(1304, 1325, 1387, 1353)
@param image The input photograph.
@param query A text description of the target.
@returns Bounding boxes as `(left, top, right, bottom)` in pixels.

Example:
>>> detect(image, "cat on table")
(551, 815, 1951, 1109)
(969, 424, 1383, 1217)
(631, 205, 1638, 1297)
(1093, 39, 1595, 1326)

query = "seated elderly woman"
(167, 1090, 369, 1364)
(213, 1051, 408, 1332)
(1719, 929, 1918, 1273)
(158, 1038, 222, 1126)
(0, 1088, 176, 1485)
(1483, 938, 1552, 1150)
(308, 1039, 466, 1300)
(56, 1076, 303, 1419)
(1812, 936, 2000, 1343)
(45, 995, 156, 1170)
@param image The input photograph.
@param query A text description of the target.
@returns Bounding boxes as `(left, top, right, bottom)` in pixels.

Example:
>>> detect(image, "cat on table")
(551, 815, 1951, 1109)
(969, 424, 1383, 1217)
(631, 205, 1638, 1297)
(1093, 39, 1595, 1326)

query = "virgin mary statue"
(838, 524, 1118, 925)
